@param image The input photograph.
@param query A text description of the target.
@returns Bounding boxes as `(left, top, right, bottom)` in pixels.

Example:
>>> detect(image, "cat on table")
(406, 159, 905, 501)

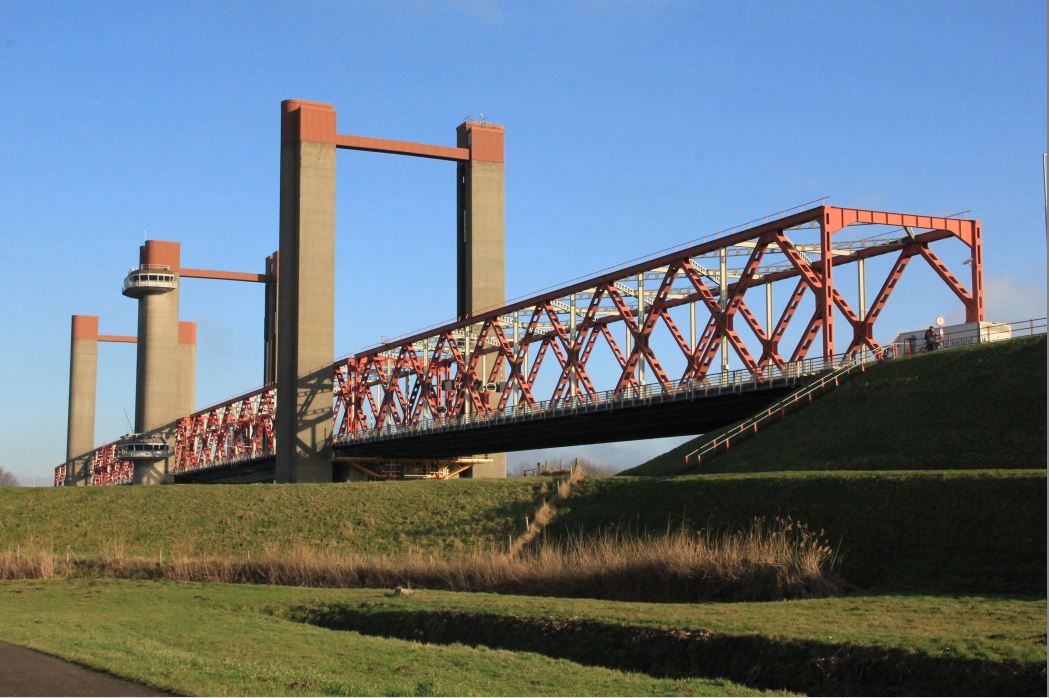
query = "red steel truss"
(333, 205, 982, 439)
(54, 440, 131, 486)
(89, 443, 133, 485)
(172, 386, 276, 474)
(61, 203, 983, 482)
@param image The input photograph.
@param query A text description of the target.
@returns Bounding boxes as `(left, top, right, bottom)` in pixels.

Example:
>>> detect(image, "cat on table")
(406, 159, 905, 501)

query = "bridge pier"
(456, 121, 507, 478)
(177, 321, 196, 421)
(125, 240, 182, 484)
(275, 100, 337, 483)
(66, 315, 99, 484)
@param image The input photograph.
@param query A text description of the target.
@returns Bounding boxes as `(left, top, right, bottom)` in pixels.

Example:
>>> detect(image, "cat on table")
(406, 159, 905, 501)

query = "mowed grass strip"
(0, 580, 1042, 695)
(0, 579, 775, 697)
(0, 479, 550, 557)
(626, 335, 1048, 476)
(548, 469, 1047, 593)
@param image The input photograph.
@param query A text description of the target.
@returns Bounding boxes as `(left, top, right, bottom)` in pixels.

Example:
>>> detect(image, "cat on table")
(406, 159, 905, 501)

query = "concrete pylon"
(127, 240, 181, 485)
(275, 100, 336, 483)
(456, 121, 507, 478)
(178, 321, 196, 419)
(66, 315, 99, 482)
(456, 121, 505, 317)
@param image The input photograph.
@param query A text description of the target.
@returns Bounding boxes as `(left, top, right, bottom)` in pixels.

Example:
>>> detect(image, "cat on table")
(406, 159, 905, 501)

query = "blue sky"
(0, 1, 1045, 484)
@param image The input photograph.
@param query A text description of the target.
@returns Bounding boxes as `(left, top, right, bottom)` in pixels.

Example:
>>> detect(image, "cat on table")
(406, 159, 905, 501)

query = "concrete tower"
(66, 315, 99, 480)
(456, 121, 505, 318)
(275, 100, 336, 483)
(457, 121, 507, 479)
(124, 240, 181, 484)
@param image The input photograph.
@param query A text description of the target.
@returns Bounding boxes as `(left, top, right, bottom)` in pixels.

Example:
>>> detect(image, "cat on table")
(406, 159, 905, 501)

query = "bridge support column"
(456, 120, 506, 478)
(263, 251, 279, 385)
(967, 222, 984, 322)
(276, 100, 336, 483)
(720, 248, 729, 373)
(819, 218, 835, 359)
(66, 315, 98, 484)
(130, 240, 181, 485)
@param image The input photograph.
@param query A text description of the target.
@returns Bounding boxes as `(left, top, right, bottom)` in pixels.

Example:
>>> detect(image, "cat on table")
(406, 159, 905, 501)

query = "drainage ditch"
(284, 604, 1046, 696)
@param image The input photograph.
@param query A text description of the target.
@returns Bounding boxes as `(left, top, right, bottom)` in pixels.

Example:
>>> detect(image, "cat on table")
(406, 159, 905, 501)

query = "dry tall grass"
(0, 517, 839, 602)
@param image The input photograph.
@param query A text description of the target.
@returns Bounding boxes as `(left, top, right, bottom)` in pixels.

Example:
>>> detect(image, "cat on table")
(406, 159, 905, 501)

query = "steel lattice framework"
(89, 444, 133, 486)
(332, 205, 982, 440)
(172, 387, 276, 473)
(58, 203, 984, 483)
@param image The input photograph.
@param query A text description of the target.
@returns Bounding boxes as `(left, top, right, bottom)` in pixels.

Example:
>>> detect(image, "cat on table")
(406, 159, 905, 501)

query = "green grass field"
(625, 335, 1048, 476)
(2, 336, 1044, 695)
(0, 579, 778, 697)
(0, 579, 1043, 696)
(548, 469, 1047, 594)
(0, 478, 549, 557)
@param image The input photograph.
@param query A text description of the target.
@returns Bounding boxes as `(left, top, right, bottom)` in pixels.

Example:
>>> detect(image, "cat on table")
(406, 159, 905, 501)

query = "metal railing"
(336, 353, 860, 447)
(683, 316, 1047, 467)
(683, 356, 873, 466)
(888, 317, 1046, 356)
(127, 264, 173, 273)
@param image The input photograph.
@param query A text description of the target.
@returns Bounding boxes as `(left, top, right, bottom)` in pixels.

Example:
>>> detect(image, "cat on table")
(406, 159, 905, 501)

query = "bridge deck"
(336, 374, 803, 459)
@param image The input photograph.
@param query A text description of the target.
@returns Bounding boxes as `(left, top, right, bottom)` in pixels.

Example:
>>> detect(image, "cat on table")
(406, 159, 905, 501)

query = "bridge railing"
(684, 355, 876, 466)
(888, 317, 1046, 356)
(336, 351, 855, 446)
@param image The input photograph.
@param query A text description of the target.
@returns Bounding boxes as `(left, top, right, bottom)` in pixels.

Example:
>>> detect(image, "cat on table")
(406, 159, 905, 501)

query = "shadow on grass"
(283, 604, 1047, 696)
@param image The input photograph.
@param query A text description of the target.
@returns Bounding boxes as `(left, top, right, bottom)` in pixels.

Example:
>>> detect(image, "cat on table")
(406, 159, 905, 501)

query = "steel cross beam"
(334, 134, 469, 162)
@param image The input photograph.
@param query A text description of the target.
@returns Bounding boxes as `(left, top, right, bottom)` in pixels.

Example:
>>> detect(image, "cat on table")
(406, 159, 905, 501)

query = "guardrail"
(684, 355, 874, 466)
(336, 353, 854, 447)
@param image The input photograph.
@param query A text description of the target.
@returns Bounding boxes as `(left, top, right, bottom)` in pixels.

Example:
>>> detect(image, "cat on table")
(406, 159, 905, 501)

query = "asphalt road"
(0, 642, 172, 697)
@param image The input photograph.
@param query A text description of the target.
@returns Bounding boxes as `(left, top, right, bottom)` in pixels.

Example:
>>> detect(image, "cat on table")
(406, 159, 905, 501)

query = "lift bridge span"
(58, 202, 984, 485)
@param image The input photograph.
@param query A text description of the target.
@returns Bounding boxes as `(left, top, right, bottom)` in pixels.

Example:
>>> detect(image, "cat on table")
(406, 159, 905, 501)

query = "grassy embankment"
(625, 335, 1047, 476)
(548, 469, 1046, 594)
(0, 478, 550, 557)
(0, 472, 844, 602)
(0, 580, 1042, 696)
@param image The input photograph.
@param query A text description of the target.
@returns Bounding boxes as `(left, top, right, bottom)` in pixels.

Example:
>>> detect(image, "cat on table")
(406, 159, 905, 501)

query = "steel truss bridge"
(58, 203, 986, 485)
